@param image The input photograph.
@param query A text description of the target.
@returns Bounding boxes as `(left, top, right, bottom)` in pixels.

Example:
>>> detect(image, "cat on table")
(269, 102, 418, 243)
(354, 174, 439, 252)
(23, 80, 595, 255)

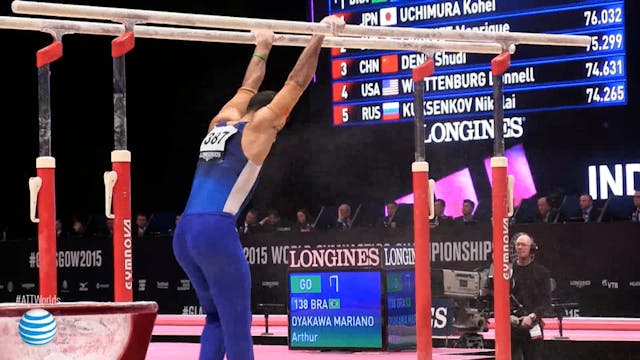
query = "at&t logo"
(18, 309, 57, 346)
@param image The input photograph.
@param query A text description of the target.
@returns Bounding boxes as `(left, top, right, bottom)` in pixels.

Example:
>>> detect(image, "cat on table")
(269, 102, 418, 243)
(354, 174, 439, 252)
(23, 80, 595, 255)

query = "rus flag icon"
(382, 102, 400, 121)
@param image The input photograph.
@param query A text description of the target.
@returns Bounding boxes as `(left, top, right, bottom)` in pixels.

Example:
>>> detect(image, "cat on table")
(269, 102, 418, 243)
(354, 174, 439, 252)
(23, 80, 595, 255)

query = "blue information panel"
(288, 271, 383, 349)
(386, 270, 455, 349)
(386, 270, 417, 349)
(328, 0, 627, 126)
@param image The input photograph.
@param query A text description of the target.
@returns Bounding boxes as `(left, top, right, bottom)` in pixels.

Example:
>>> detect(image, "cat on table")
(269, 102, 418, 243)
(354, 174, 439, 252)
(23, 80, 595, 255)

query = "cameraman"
(510, 232, 552, 360)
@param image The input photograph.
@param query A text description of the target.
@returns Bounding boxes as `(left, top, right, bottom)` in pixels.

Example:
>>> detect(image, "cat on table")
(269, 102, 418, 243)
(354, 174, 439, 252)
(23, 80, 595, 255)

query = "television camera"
(432, 268, 493, 348)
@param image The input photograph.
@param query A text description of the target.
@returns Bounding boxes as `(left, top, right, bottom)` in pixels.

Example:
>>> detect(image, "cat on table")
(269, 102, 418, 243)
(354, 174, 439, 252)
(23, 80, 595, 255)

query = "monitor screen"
(304, 0, 635, 214)
(386, 270, 416, 348)
(288, 270, 383, 349)
(442, 268, 481, 298)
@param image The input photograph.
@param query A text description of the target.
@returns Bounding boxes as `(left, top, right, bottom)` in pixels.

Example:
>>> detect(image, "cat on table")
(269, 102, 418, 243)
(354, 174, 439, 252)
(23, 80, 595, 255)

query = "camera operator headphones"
(511, 232, 538, 255)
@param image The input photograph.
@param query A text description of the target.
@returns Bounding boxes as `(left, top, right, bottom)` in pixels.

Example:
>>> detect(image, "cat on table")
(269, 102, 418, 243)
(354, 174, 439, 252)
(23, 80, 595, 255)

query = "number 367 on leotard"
(199, 125, 238, 161)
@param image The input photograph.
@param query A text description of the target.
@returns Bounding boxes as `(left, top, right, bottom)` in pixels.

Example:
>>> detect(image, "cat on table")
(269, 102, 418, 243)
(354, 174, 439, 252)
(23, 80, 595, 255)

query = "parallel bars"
(11, 1, 591, 48)
(0, 17, 512, 54)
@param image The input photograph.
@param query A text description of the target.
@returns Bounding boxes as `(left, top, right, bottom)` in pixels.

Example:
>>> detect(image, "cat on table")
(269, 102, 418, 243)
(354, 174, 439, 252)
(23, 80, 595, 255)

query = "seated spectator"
(546, 189, 565, 211)
(632, 190, 640, 222)
(91, 217, 114, 238)
(106, 218, 115, 236)
(379, 201, 399, 231)
(239, 209, 263, 235)
(430, 199, 453, 227)
(134, 212, 149, 238)
(575, 194, 601, 223)
(56, 218, 69, 240)
(335, 203, 353, 231)
(535, 196, 565, 223)
(295, 209, 314, 232)
(70, 216, 86, 239)
(261, 209, 291, 232)
(454, 199, 478, 225)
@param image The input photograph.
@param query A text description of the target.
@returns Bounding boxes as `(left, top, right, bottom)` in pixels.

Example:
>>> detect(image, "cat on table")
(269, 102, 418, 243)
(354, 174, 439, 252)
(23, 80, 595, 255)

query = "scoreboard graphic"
(328, 0, 627, 126)
(288, 271, 384, 349)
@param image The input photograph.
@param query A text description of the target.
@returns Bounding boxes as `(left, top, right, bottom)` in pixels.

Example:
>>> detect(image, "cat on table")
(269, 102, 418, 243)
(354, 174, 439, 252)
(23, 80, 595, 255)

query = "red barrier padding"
(412, 59, 435, 82)
(412, 164, 432, 360)
(113, 161, 133, 302)
(491, 164, 510, 359)
(491, 52, 511, 76)
(112, 31, 135, 58)
(36, 41, 63, 68)
(36, 167, 57, 299)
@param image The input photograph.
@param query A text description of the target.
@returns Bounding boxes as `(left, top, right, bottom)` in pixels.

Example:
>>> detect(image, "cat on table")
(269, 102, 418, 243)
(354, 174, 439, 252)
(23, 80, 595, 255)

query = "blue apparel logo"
(18, 309, 57, 346)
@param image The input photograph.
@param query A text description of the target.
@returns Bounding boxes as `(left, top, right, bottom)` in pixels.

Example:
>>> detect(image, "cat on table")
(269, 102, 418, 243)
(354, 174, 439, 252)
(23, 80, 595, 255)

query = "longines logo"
(425, 117, 524, 144)
(569, 280, 591, 289)
(79, 282, 89, 292)
(289, 247, 380, 268)
(384, 247, 415, 266)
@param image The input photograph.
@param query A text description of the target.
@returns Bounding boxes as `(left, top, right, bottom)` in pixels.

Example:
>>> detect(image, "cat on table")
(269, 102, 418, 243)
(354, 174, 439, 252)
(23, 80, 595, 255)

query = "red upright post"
(490, 51, 512, 360)
(111, 151, 132, 302)
(412, 59, 435, 360)
(412, 162, 431, 359)
(30, 40, 63, 301)
(111, 31, 135, 302)
(34, 158, 56, 300)
(491, 157, 510, 358)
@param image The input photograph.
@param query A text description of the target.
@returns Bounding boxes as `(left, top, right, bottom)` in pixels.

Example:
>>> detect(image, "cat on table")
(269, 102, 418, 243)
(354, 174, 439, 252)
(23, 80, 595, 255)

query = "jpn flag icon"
(382, 79, 399, 96)
(382, 102, 400, 121)
(380, 7, 397, 26)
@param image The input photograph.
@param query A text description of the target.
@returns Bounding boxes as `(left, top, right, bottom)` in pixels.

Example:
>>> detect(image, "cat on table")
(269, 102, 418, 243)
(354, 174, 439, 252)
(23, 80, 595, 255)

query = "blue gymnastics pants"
(173, 213, 253, 360)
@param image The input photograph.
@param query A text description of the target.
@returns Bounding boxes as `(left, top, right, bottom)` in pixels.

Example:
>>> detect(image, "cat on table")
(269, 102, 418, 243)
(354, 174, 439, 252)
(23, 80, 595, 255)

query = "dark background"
(1, 0, 638, 237)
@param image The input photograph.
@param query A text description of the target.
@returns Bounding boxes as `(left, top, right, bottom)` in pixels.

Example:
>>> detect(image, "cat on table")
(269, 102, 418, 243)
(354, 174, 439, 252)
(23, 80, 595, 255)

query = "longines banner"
(1, 223, 639, 317)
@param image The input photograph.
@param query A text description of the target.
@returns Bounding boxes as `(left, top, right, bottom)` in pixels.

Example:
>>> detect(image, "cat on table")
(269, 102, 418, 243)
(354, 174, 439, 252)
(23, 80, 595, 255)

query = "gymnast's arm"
(264, 15, 345, 131)
(242, 15, 345, 165)
(209, 30, 274, 131)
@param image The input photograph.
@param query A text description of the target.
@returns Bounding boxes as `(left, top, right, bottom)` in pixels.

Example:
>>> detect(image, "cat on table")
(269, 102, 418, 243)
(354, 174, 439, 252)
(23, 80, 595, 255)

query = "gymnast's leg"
(173, 214, 226, 360)
(190, 214, 254, 360)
